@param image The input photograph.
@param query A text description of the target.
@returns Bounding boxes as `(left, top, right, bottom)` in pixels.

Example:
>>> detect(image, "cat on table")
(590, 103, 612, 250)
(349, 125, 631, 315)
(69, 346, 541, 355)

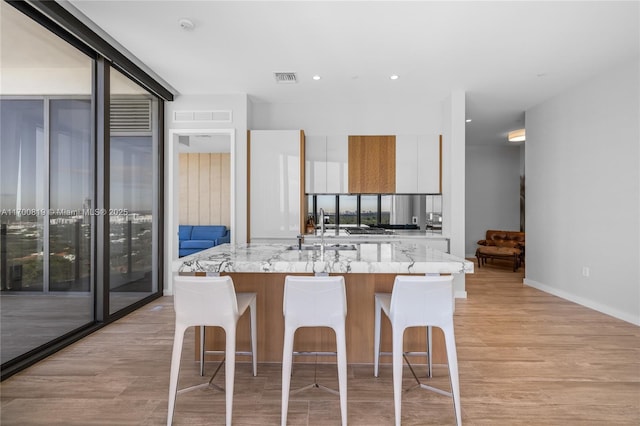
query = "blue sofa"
(179, 225, 230, 257)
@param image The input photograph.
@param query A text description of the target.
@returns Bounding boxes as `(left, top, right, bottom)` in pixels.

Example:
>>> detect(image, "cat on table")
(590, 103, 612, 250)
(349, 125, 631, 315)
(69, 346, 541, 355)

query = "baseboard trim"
(455, 290, 467, 299)
(523, 278, 640, 326)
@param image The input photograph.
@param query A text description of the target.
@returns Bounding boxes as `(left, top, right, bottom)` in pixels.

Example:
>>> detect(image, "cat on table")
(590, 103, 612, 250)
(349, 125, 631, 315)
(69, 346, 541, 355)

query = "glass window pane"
(380, 195, 392, 225)
(338, 195, 357, 226)
(109, 67, 158, 314)
(49, 99, 92, 292)
(0, 100, 45, 294)
(360, 195, 378, 226)
(315, 195, 336, 225)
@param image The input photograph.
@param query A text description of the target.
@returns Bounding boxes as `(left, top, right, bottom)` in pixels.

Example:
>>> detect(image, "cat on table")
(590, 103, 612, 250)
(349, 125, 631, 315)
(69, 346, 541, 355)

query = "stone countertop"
(177, 241, 473, 275)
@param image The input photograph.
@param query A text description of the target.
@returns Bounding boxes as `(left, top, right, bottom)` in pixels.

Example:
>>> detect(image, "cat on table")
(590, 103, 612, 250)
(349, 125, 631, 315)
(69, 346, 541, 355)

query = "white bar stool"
(281, 275, 348, 426)
(373, 275, 461, 426)
(167, 275, 257, 426)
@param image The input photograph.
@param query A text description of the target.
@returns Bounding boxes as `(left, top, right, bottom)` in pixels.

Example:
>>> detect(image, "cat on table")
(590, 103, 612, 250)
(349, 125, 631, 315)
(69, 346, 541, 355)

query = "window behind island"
(305, 194, 442, 232)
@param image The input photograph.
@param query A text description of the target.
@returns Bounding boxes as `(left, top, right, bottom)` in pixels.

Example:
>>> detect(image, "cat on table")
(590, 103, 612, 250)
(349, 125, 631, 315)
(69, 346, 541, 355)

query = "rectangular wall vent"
(274, 72, 297, 83)
(173, 110, 233, 123)
(111, 98, 151, 133)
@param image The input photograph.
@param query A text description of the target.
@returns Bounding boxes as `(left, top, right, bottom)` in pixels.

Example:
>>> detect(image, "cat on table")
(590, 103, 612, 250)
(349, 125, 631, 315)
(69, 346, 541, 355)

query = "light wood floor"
(1, 260, 639, 425)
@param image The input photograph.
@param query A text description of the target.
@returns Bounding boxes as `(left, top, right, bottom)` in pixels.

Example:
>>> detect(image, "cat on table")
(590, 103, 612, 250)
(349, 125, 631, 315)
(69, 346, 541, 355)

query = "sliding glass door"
(0, 1, 164, 376)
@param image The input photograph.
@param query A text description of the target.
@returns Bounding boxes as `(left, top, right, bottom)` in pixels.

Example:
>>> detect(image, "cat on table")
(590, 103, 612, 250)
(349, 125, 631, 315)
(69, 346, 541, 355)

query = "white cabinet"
(305, 135, 327, 193)
(395, 135, 418, 193)
(326, 135, 348, 193)
(395, 134, 441, 193)
(417, 135, 440, 193)
(305, 135, 348, 193)
(250, 130, 302, 239)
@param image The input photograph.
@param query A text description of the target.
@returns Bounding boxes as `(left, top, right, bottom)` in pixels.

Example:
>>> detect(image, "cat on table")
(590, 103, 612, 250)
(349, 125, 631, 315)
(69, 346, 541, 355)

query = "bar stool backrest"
(174, 275, 240, 327)
(389, 275, 454, 329)
(283, 276, 347, 329)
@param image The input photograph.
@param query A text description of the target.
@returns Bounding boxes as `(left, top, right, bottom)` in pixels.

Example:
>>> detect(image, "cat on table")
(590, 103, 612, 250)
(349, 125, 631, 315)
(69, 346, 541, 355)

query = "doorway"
(166, 129, 235, 294)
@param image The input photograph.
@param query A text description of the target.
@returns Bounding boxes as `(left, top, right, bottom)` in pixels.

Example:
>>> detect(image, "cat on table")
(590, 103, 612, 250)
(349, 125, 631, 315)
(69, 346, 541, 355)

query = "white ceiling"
(64, 0, 639, 146)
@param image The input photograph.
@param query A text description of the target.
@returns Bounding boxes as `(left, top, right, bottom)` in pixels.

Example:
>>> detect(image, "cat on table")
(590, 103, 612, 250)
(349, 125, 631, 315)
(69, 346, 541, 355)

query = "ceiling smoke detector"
(178, 18, 195, 31)
(274, 72, 298, 84)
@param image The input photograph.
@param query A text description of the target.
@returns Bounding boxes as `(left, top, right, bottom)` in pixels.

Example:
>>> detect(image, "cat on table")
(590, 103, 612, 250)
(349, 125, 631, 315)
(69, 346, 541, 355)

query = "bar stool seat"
(374, 275, 461, 426)
(281, 275, 348, 426)
(167, 275, 257, 426)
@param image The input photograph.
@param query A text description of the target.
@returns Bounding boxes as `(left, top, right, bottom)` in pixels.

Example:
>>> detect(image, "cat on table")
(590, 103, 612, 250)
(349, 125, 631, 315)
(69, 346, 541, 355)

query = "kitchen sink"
(287, 243, 357, 251)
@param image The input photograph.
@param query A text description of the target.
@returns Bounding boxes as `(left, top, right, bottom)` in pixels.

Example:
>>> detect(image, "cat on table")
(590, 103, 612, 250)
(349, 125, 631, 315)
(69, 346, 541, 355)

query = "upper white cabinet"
(395, 134, 441, 193)
(326, 135, 348, 193)
(416, 135, 441, 193)
(305, 135, 326, 193)
(305, 135, 348, 193)
(250, 130, 303, 239)
(395, 135, 418, 193)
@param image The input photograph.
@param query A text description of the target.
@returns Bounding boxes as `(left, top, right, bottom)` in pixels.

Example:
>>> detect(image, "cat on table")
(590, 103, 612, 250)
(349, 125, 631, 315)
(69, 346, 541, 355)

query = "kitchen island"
(176, 241, 473, 364)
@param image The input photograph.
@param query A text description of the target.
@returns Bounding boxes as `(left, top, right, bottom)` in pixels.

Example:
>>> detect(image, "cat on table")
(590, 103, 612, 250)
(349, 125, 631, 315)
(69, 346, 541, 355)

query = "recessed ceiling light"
(312, 75, 321, 81)
(465, 119, 472, 123)
(390, 75, 399, 80)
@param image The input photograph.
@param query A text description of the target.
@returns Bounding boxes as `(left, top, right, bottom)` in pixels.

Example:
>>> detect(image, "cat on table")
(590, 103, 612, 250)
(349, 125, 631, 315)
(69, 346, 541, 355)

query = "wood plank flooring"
(1, 260, 639, 425)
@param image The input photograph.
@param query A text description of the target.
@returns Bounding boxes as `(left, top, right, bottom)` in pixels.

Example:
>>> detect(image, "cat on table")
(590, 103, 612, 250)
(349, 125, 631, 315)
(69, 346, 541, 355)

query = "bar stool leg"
(281, 325, 295, 426)
(335, 324, 348, 426)
(200, 326, 205, 376)
(373, 296, 382, 377)
(392, 326, 405, 426)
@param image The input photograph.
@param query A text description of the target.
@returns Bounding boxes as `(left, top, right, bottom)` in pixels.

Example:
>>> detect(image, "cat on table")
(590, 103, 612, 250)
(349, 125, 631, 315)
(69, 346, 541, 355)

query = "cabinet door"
(305, 135, 327, 193)
(417, 135, 441, 193)
(395, 135, 418, 193)
(348, 135, 396, 193)
(326, 135, 348, 193)
(250, 130, 302, 239)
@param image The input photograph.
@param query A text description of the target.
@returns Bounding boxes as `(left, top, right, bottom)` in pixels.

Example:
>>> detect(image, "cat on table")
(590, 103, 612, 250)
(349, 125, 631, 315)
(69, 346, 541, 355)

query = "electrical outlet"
(412, 216, 418, 224)
(582, 267, 590, 277)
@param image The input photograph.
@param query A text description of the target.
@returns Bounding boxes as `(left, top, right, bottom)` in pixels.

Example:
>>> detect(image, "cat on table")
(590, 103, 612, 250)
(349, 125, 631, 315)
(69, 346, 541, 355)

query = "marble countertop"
(178, 241, 473, 275)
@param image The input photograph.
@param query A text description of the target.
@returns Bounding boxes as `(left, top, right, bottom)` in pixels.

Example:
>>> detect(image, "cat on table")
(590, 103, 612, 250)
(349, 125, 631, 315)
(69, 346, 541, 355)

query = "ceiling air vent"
(274, 72, 297, 84)
(111, 98, 151, 133)
(173, 110, 232, 123)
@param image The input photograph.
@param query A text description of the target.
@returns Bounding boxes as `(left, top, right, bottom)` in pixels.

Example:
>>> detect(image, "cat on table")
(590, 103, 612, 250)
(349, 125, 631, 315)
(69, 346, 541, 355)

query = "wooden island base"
(195, 273, 448, 365)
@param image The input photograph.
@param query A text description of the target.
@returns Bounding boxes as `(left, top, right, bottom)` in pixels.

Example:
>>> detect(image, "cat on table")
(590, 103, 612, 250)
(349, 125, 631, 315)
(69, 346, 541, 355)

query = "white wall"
(250, 101, 441, 134)
(525, 58, 640, 325)
(465, 145, 522, 256)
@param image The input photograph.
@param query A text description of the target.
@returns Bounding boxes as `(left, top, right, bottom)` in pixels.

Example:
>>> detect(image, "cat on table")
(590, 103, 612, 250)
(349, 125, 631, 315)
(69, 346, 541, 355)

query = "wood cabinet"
(396, 134, 442, 194)
(305, 135, 348, 193)
(348, 135, 396, 193)
(248, 130, 304, 240)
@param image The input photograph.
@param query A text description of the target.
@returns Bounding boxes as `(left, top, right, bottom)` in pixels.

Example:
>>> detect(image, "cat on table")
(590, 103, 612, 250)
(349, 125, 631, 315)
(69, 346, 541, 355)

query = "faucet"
(319, 208, 326, 246)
